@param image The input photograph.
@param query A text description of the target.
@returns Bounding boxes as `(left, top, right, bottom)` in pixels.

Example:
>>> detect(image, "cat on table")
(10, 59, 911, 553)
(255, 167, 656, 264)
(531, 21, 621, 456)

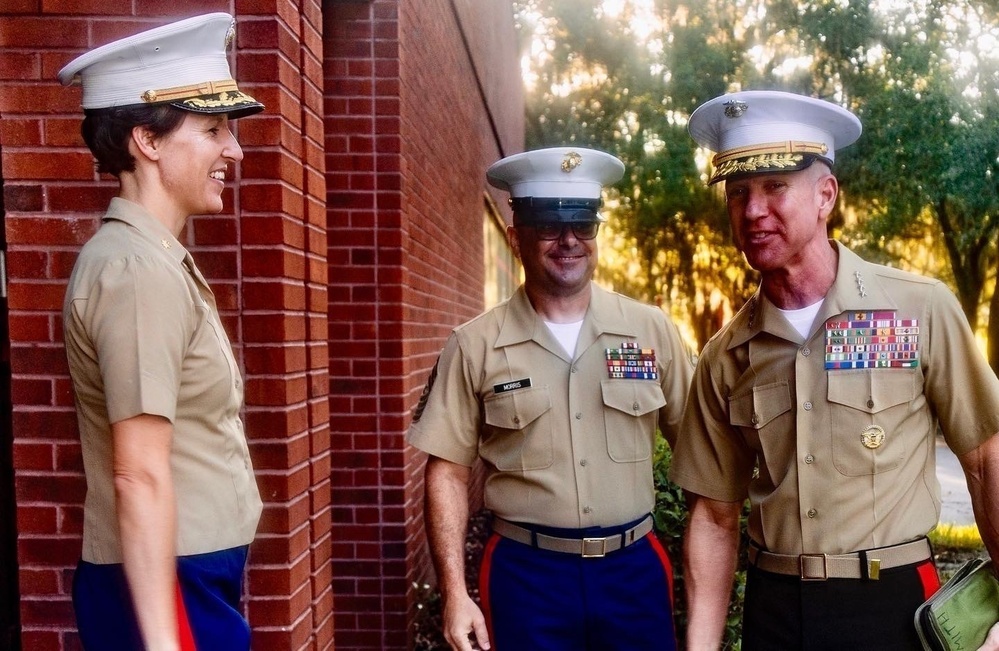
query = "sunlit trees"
(516, 0, 752, 352)
(763, 0, 999, 364)
(515, 0, 999, 367)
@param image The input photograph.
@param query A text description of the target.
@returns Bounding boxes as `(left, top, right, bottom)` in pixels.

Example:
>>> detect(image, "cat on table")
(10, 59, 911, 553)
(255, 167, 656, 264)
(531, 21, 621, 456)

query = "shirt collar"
(104, 197, 189, 265)
(495, 283, 640, 354)
(728, 241, 898, 348)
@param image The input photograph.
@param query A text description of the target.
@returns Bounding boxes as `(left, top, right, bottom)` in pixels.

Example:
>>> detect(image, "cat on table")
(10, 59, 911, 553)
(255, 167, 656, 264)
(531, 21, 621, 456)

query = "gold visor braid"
(141, 78, 240, 103)
(712, 140, 829, 167)
(709, 140, 831, 182)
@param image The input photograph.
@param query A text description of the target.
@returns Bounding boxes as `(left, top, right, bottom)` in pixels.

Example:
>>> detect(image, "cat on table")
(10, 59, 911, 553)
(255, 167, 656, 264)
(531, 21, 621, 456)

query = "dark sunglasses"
(527, 221, 601, 241)
(510, 198, 604, 241)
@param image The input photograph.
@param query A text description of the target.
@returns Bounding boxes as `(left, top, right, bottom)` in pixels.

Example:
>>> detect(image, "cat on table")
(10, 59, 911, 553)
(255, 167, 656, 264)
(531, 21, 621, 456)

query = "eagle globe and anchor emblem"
(861, 424, 886, 449)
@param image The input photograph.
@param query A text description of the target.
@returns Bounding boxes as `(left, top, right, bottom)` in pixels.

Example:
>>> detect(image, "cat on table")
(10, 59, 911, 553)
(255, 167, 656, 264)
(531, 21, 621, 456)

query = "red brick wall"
(324, 0, 523, 647)
(0, 2, 331, 649)
(235, 3, 333, 649)
(324, 3, 407, 646)
(1, 0, 522, 647)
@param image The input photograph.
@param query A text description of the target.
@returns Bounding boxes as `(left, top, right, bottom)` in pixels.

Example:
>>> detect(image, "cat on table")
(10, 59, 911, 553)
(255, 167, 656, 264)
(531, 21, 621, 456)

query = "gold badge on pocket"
(861, 424, 886, 449)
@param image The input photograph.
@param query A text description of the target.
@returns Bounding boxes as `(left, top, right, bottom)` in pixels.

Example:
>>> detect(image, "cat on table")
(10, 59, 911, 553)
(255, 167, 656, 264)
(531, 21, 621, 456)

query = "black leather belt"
(492, 515, 654, 558)
(748, 538, 933, 580)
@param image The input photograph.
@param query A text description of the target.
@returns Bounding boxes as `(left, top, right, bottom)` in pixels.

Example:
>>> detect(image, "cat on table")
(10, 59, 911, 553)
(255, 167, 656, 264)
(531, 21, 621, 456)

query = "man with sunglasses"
(408, 147, 694, 650)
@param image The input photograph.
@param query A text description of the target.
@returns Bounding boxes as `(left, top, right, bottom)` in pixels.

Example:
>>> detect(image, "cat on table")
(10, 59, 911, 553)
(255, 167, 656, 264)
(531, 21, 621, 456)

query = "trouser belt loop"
(859, 549, 881, 580)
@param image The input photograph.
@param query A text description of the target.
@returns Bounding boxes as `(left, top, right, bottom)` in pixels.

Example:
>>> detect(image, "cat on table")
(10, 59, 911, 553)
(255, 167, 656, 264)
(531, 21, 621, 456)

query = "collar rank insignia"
(605, 342, 658, 380)
(824, 310, 919, 370)
(854, 271, 868, 297)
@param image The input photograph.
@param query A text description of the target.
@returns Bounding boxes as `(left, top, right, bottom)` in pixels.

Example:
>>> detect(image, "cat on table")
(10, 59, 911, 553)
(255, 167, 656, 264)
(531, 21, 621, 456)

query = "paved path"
(937, 436, 975, 525)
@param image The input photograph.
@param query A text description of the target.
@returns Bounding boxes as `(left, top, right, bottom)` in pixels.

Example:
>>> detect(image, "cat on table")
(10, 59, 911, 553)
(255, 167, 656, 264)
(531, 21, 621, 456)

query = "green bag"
(915, 558, 999, 651)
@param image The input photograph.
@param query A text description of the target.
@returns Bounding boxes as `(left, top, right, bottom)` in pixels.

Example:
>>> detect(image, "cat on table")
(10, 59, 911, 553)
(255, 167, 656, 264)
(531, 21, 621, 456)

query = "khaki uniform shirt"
(64, 198, 262, 563)
(407, 283, 693, 528)
(670, 242, 999, 555)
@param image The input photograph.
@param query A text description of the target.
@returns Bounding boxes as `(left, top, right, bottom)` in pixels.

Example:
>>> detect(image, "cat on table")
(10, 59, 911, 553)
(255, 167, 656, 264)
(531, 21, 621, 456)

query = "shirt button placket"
(568, 359, 589, 523)
(796, 340, 822, 549)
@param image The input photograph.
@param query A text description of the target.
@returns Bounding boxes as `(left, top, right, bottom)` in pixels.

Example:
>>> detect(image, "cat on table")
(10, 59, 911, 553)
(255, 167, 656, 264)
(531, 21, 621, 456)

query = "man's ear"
(816, 172, 839, 219)
(129, 125, 161, 163)
(507, 224, 523, 260)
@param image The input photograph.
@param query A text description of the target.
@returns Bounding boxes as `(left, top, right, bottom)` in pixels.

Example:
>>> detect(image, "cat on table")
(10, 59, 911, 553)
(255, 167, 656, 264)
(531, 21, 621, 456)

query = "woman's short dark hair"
(80, 104, 186, 176)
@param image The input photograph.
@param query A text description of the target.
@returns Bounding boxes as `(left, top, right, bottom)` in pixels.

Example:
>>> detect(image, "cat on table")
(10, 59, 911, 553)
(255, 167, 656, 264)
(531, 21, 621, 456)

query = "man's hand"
(442, 592, 491, 651)
(424, 456, 490, 650)
(978, 621, 999, 651)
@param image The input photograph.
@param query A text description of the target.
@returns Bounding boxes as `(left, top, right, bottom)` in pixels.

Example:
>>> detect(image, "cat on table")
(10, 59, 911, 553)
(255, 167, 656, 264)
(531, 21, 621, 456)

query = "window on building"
(483, 199, 521, 309)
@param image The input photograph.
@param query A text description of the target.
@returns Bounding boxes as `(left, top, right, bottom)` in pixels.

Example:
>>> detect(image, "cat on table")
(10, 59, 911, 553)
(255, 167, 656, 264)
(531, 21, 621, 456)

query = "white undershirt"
(545, 320, 584, 356)
(778, 300, 824, 339)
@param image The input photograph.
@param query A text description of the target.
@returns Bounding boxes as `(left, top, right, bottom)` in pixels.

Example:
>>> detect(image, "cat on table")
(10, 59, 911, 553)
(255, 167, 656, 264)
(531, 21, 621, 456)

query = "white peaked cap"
(487, 147, 625, 199)
(688, 90, 861, 184)
(58, 13, 262, 118)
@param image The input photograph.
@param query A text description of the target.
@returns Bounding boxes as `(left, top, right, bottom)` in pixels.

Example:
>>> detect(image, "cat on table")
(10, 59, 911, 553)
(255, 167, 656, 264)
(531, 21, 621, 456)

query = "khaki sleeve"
(406, 332, 482, 467)
(925, 282, 999, 455)
(669, 339, 756, 502)
(656, 310, 694, 450)
(81, 255, 192, 424)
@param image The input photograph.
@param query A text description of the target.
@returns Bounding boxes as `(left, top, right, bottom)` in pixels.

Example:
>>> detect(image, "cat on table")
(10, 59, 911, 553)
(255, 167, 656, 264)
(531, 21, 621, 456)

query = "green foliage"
(516, 0, 760, 350)
(930, 523, 985, 551)
(515, 0, 999, 361)
(412, 581, 446, 651)
(652, 435, 687, 541)
(653, 434, 747, 649)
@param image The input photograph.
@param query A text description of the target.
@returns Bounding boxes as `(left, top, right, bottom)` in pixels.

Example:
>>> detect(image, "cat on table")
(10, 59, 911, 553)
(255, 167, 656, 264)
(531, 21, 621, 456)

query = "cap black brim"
(172, 90, 264, 119)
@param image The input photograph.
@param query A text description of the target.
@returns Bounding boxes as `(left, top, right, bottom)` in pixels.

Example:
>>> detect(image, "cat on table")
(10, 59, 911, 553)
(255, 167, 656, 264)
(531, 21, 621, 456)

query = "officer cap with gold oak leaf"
(58, 13, 263, 119)
(688, 90, 861, 184)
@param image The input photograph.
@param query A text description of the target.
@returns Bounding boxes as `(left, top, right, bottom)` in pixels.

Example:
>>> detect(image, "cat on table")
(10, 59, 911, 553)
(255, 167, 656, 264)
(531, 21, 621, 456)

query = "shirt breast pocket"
(600, 381, 667, 462)
(482, 386, 554, 471)
(828, 369, 920, 476)
(729, 381, 793, 475)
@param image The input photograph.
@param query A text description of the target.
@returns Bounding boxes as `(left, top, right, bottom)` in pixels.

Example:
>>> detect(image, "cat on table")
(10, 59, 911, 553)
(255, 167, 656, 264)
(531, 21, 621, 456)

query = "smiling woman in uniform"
(58, 13, 263, 651)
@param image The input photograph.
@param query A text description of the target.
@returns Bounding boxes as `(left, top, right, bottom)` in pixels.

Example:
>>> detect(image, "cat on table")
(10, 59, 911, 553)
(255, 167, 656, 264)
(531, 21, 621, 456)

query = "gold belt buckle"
(581, 537, 608, 558)
(799, 553, 828, 581)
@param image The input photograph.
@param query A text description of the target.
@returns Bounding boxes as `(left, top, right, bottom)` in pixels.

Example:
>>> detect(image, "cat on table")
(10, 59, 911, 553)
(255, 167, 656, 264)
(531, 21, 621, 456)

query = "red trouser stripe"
(917, 559, 941, 600)
(646, 531, 678, 649)
(645, 531, 675, 606)
(478, 533, 502, 651)
(175, 579, 198, 651)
